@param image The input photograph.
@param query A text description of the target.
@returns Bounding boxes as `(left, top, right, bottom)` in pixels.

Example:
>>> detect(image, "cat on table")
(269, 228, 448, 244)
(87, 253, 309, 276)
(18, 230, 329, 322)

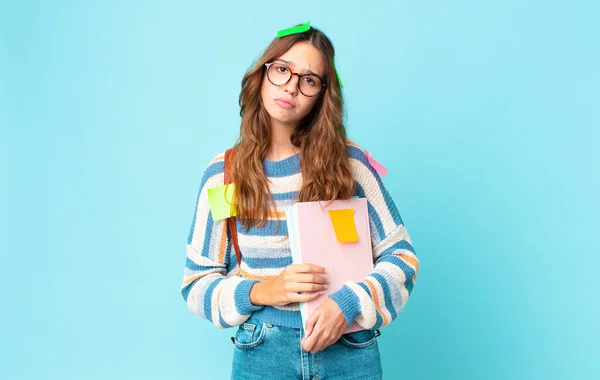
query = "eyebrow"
(274, 59, 321, 77)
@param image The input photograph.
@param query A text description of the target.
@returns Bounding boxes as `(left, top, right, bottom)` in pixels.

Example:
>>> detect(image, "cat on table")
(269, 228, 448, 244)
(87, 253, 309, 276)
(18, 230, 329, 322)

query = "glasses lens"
(299, 75, 322, 97)
(267, 63, 291, 85)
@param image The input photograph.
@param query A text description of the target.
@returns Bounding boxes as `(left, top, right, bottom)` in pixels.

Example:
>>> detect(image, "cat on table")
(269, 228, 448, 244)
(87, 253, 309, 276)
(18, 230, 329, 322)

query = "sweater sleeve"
(180, 152, 265, 329)
(328, 143, 420, 330)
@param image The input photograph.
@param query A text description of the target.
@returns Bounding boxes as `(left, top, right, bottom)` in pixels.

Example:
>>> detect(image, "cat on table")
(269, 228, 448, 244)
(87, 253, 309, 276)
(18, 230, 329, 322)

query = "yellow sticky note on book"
(328, 209, 359, 243)
(208, 184, 236, 221)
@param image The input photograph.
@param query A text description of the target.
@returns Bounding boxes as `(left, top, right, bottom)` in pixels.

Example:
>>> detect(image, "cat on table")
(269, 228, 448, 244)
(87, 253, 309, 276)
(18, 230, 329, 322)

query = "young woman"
(181, 24, 419, 380)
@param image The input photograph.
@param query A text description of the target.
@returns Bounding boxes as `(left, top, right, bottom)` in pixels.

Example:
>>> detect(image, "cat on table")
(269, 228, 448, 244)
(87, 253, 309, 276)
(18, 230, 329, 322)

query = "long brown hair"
(232, 25, 354, 229)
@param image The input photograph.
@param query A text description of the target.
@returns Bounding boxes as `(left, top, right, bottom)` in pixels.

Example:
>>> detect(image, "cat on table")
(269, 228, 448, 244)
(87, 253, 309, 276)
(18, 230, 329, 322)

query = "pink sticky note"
(365, 151, 388, 176)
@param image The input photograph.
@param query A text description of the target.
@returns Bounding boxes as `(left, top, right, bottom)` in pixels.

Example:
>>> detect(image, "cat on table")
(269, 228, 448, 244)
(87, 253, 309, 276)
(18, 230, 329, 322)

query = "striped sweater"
(181, 141, 419, 330)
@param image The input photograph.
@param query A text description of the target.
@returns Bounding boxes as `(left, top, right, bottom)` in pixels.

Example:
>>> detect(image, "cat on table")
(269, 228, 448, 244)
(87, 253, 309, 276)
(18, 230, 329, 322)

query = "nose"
(283, 73, 300, 95)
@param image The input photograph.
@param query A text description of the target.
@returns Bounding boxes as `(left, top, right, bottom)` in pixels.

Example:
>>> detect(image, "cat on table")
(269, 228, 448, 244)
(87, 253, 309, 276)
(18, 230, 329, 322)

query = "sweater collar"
(263, 152, 301, 177)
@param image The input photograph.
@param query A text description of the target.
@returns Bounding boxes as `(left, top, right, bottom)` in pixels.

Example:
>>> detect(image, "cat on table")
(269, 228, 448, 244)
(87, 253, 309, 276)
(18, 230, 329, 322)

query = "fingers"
(302, 334, 316, 352)
(302, 322, 319, 352)
(293, 273, 330, 285)
(284, 273, 330, 289)
(290, 263, 329, 275)
(277, 263, 330, 306)
(312, 332, 329, 353)
(302, 318, 330, 353)
(305, 311, 319, 337)
(291, 291, 325, 303)
(286, 282, 328, 293)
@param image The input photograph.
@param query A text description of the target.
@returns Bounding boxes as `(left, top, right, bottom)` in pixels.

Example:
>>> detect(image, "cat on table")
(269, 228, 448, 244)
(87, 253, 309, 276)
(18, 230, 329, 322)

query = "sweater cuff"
(328, 284, 361, 326)
(234, 279, 265, 315)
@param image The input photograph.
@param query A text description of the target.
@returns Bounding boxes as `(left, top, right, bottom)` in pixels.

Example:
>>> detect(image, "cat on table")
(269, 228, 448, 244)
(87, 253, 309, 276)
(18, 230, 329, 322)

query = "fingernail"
(324, 284, 329, 289)
(326, 268, 331, 273)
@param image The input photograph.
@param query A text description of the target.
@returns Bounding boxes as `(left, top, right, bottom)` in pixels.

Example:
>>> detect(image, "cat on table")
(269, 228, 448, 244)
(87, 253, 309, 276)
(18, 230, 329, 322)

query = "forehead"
(276, 42, 325, 76)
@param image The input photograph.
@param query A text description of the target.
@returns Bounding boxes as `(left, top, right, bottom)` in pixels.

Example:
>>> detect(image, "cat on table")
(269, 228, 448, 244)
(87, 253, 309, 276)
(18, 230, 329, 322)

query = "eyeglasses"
(264, 62, 326, 97)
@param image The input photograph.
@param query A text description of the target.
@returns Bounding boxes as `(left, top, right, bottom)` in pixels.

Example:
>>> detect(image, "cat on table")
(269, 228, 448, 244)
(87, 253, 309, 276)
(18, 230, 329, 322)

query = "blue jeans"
(231, 314, 383, 380)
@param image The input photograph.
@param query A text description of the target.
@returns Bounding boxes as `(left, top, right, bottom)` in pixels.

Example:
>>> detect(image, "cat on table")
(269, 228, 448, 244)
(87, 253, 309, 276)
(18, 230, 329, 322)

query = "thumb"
(305, 311, 319, 337)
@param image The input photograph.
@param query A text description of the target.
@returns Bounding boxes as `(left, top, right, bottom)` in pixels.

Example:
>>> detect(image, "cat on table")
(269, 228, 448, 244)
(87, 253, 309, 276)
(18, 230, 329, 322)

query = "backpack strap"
(224, 148, 242, 266)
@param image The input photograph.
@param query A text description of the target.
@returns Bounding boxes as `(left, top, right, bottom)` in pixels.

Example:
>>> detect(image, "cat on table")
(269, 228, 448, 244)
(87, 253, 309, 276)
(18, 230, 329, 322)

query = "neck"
(267, 120, 300, 161)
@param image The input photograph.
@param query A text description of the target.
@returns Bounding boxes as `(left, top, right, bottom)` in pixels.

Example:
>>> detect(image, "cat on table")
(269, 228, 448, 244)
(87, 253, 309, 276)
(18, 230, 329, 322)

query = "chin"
(273, 117, 300, 128)
(267, 110, 300, 126)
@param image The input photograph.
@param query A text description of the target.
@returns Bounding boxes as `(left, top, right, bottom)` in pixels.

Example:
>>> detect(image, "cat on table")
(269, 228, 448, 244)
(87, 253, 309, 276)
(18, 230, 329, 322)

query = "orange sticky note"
(328, 209, 359, 243)
(208, 184, 236, 221)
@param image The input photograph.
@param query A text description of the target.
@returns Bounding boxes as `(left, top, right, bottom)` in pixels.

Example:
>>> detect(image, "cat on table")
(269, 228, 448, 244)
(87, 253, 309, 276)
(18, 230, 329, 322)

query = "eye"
(276, 65, 288, 73)
(303, 76, 317, 86)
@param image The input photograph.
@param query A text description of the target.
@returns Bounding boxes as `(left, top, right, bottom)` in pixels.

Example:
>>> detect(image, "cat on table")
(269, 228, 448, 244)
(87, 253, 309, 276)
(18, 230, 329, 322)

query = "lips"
(275, 98, 295, 109)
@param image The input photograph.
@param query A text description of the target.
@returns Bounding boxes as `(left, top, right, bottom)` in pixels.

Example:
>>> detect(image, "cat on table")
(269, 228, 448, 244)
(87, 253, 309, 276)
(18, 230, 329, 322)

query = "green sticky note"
(208, 184, 236, 221)
(333, 54, 344, 88)
(276, 21, 311, 38)
(328, 209, 359, 243)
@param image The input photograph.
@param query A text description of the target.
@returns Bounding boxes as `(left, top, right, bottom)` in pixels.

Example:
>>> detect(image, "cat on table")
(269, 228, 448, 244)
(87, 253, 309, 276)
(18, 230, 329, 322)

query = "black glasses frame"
(264, 62, 327, 97)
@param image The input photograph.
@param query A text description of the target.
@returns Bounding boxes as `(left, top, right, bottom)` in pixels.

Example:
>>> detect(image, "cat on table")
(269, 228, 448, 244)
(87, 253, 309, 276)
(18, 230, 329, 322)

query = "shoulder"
(198, 150, 228, 189)
(207, 150, 227, 165)
(205, 150, 227, 172)
(345, 139, 378, 178)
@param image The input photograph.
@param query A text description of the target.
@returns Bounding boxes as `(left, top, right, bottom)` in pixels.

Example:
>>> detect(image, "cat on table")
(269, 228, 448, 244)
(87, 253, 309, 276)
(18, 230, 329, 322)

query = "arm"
(180, 153, 265, 329)
(328, 144, 420, 330)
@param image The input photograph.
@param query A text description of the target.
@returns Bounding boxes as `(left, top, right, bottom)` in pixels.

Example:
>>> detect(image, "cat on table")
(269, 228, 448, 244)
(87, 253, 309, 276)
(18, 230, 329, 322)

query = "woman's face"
(260, 42, 326, 129)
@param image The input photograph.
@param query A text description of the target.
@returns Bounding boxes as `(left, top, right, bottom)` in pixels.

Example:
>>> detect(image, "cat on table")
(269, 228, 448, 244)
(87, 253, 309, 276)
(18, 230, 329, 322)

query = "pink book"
(285, 198, 374, 334)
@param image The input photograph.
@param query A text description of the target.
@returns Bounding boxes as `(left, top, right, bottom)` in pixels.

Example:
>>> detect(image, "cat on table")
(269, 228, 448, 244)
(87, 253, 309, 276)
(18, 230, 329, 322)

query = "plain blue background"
(2, 0, 598, 379)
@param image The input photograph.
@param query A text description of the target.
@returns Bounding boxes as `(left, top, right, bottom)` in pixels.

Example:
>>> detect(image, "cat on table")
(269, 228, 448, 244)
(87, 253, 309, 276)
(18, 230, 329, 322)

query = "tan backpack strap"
(224, 148, 242, 266)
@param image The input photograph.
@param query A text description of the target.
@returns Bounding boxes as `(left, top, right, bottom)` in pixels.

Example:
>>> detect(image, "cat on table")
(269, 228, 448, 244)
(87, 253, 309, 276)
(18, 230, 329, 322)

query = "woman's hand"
(301, 298, 347, 353)
(251, 264, 330, 307)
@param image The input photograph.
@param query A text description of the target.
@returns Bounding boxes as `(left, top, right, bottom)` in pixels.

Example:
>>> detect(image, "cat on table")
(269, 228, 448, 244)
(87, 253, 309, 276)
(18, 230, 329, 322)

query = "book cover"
(286, 198, 374, 334)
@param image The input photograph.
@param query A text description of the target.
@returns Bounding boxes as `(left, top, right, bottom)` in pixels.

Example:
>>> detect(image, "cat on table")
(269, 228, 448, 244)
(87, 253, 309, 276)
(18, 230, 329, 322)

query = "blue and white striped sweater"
(181, 141, 419, 330)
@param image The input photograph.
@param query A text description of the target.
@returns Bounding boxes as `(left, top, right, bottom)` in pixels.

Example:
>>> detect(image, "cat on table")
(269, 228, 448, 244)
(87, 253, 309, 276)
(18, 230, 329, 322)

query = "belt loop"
(374, 329, 381, 337)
